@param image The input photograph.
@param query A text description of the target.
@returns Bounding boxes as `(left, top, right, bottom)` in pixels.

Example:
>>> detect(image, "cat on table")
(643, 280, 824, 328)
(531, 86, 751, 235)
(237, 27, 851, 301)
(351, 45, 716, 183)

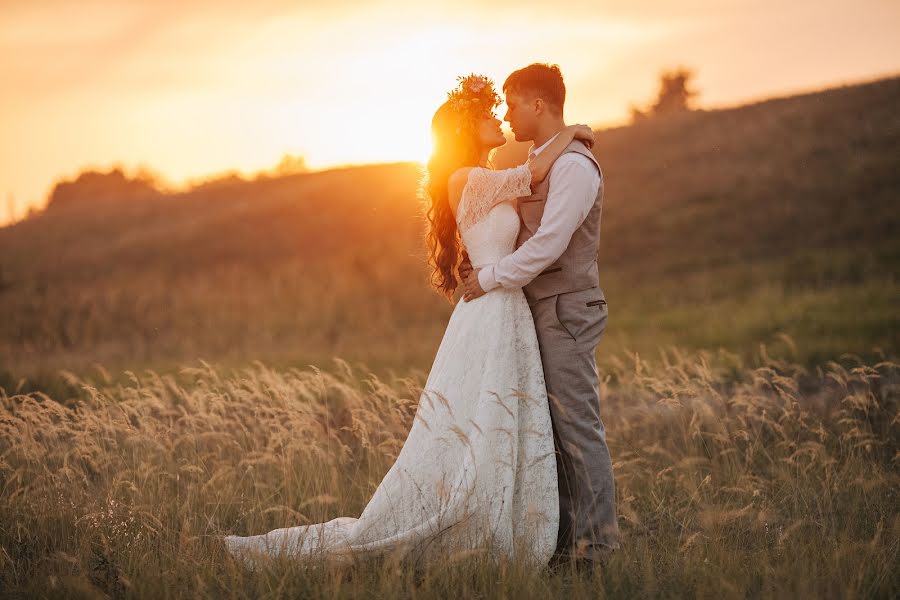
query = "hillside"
(1, 76, 898, 384)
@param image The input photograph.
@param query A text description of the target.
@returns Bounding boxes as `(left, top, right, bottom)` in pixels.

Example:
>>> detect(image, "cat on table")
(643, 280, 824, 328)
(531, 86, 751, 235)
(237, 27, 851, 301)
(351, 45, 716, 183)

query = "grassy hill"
(1, 76, 898, 388)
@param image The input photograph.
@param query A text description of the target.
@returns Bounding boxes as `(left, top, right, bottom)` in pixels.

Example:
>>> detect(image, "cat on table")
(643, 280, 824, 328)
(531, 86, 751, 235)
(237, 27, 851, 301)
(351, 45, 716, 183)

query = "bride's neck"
(477, 147, 491, 168)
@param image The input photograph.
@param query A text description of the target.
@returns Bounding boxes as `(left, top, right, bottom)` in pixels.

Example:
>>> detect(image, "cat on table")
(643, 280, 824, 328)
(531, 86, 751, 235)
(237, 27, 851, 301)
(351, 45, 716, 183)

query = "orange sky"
(2, 0, 899, 225)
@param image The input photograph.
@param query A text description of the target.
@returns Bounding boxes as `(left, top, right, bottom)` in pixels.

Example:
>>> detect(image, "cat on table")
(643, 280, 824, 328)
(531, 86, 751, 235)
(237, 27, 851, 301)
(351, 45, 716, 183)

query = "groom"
(460, 63, 619, 567)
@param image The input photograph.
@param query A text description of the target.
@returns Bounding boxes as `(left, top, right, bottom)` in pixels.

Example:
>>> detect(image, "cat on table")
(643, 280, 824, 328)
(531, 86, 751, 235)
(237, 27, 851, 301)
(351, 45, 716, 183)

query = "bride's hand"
(569, 124, 595, 149)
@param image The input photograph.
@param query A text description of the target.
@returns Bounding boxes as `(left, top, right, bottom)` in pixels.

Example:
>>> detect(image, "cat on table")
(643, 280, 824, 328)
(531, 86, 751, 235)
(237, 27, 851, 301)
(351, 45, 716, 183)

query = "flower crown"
(446, 73, 501, 135)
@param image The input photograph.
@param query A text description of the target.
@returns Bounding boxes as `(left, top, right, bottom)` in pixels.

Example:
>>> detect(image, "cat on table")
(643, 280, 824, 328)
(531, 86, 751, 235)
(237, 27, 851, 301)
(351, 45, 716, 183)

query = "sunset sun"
(298, 24, 511, 168)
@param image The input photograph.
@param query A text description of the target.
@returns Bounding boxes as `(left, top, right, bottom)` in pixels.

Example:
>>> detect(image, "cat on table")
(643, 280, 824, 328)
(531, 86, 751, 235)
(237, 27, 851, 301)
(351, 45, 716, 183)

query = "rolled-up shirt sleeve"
(478, 154, 600, 292)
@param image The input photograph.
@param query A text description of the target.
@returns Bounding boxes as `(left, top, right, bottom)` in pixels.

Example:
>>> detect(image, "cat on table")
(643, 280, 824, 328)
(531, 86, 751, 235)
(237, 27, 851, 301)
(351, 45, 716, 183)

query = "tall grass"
(1, 345, 897, 598)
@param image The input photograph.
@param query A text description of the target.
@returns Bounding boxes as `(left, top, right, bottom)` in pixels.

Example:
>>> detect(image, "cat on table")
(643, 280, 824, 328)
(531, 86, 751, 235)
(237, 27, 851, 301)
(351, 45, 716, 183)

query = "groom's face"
(502, 90, 538, 142)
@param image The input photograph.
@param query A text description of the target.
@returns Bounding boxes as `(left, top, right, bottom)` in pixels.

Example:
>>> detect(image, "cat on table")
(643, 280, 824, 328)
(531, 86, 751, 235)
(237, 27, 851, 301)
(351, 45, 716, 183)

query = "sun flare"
(295, 24, 514, 168)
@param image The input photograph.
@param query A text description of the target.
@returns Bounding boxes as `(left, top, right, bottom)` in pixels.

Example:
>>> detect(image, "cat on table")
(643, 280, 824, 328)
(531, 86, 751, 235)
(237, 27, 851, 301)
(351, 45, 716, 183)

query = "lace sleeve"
(457, 164, 532, 231)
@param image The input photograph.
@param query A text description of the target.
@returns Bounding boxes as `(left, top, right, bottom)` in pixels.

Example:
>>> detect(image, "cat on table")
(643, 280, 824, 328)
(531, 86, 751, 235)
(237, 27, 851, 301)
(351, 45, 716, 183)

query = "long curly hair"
(421, 100, 484, 301)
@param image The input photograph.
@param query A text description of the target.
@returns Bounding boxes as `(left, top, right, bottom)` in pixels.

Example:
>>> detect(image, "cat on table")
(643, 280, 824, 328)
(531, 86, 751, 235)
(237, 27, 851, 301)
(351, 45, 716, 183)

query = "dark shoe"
(573, 542, 617, 566)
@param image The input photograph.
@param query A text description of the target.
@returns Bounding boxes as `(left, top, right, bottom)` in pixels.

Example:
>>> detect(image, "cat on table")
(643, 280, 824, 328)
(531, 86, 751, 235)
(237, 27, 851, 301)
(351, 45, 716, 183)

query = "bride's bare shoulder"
(448, 167, 478, 191)
(448, 167, 480, 214)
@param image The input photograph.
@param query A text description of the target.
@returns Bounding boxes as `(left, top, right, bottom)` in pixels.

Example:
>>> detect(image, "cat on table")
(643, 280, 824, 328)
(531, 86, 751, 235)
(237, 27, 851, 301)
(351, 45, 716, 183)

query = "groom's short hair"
(503, 63, 566, 116)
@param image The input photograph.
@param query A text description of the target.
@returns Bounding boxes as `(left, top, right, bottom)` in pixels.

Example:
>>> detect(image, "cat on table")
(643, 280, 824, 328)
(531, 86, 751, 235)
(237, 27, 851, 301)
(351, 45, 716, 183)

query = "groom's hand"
(462, 268, 486, 302)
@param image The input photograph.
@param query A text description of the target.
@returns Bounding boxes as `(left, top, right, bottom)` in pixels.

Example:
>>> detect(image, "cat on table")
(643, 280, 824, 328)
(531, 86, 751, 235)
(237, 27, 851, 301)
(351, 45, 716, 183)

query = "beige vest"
(516, 141, 604, 302)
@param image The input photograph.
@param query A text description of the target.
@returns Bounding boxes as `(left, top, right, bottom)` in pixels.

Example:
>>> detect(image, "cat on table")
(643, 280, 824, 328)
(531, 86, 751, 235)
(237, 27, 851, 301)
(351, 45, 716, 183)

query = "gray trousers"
(528, 286, 619, 556)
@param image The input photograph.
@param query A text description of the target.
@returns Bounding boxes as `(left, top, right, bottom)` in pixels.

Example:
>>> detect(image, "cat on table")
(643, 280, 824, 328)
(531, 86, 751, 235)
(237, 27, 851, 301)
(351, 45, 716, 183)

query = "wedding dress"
(223, 164, 559, 569)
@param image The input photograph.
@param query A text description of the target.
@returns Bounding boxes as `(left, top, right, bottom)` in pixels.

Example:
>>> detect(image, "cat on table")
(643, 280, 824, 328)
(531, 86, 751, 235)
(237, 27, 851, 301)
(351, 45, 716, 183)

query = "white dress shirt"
(477, 131, 601, 292)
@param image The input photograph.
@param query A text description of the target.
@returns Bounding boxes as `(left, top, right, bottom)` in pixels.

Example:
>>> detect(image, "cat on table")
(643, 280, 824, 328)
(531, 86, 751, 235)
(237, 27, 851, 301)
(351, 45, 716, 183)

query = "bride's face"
(476, 116, 507, 150)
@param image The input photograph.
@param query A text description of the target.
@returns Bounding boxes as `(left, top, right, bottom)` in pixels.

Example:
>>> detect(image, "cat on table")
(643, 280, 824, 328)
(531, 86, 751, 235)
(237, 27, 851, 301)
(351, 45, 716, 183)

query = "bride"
(222, 74, 595, 570)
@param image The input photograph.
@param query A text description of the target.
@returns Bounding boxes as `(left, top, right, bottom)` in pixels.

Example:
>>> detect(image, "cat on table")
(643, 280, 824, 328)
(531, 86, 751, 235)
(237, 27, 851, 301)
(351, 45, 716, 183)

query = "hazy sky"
(2, 0, 899, 224)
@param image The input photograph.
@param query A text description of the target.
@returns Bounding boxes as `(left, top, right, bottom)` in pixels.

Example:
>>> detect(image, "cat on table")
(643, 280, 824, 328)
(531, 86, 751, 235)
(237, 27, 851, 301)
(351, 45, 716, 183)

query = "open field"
(1, 348, 898, 597)
(1, 77, 898, 392)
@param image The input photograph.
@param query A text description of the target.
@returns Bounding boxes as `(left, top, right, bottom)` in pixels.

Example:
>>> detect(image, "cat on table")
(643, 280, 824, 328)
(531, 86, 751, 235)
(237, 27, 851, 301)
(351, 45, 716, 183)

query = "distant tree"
(273, 153, 308, 176)
(630, 66, 699, 122)
(133, 163, 171, 192)
(652, 67, 698, 114)
(253, 153, 309, 181)
(45, 167, 163, 212)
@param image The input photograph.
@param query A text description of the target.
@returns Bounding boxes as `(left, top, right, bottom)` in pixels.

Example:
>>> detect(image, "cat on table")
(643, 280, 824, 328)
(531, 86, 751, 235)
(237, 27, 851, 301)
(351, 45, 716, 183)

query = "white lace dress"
(223, 164, 558, 569)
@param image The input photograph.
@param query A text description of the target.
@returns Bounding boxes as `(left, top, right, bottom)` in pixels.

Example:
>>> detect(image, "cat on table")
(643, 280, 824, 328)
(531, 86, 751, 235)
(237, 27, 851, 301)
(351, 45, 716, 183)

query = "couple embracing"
(224, 63, 619, 573)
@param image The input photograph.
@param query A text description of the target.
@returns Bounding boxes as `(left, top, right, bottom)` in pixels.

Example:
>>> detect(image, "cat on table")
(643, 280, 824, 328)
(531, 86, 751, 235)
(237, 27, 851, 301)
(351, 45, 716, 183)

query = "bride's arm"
(449, 124, 592, 230)
(526, 124, 595, 183)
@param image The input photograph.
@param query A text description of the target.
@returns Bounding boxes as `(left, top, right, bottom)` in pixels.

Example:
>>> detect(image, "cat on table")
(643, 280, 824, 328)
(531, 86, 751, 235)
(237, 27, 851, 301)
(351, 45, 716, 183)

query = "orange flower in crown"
(446, 73, 502, 135)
